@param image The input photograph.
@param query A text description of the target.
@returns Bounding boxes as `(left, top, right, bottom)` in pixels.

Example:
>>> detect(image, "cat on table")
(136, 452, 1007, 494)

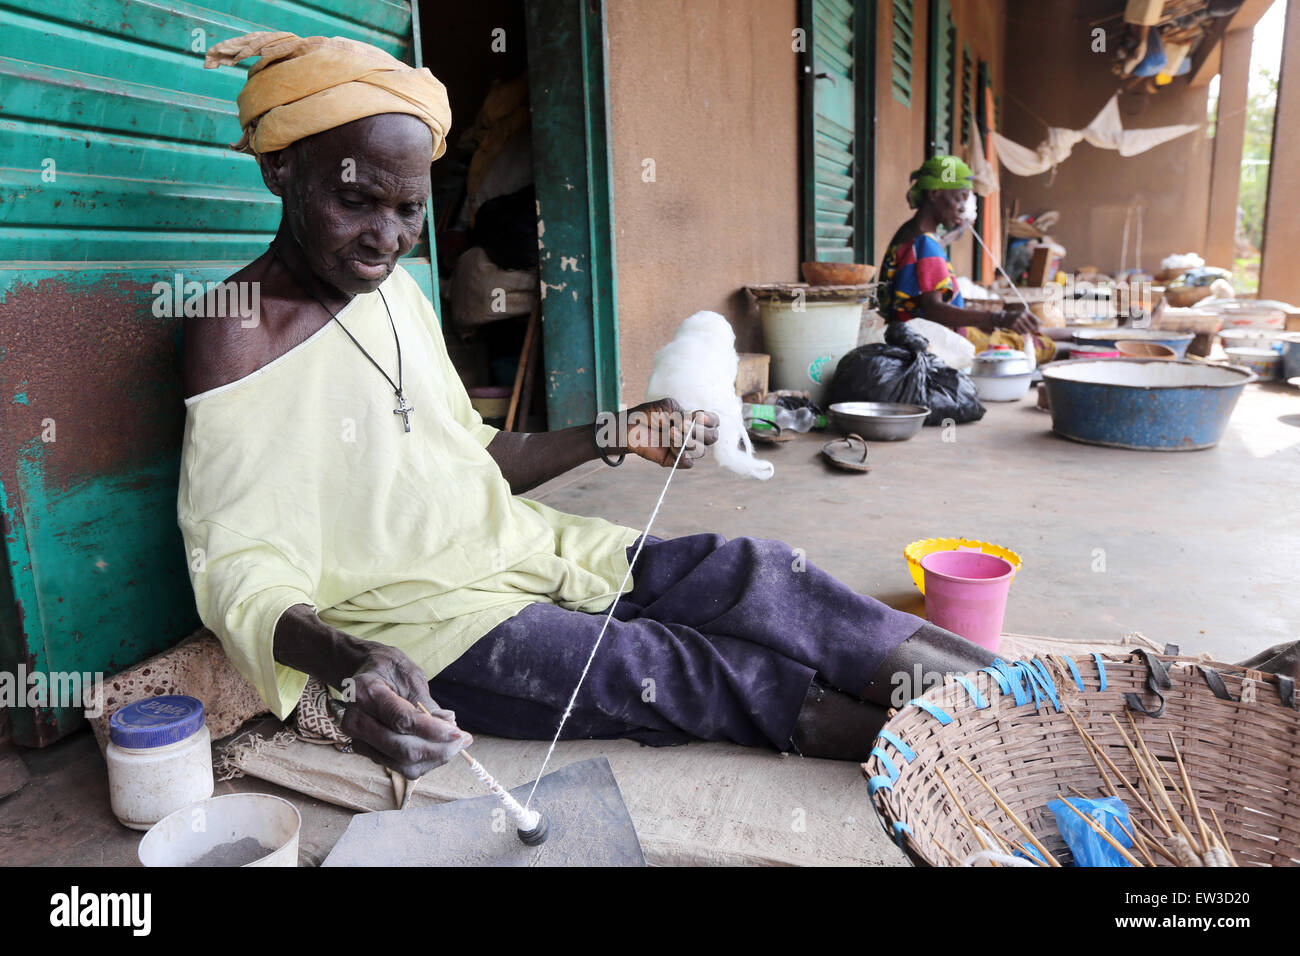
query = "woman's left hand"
(622, 399, 720, 468)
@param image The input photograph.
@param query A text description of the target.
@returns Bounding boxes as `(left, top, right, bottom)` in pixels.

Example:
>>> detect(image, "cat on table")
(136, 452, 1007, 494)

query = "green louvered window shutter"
(926, 0, 955, 154)
(891, 0, 914, 106)
(801, 0, 875, 265)
(960, 43, 974, 145)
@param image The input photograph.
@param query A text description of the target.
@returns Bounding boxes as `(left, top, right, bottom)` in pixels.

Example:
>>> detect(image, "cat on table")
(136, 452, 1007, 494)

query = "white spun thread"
(970, 227, 1034, 315)
(463, 752, 541, 832)
(523, 417, 699, 811)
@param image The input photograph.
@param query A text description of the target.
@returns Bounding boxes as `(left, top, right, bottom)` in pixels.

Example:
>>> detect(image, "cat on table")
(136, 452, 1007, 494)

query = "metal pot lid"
(971, 347, 1033, 377)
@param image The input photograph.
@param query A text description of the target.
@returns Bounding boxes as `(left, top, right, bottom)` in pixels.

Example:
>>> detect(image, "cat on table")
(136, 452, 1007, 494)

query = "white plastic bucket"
(138, 792, 301, 867)
(759, 299, 862, 405)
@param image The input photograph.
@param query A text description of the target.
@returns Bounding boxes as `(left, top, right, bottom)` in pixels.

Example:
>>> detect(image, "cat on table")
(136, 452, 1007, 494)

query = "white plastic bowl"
(138, 792, 300, 867)
(972, 372, 1033, 402)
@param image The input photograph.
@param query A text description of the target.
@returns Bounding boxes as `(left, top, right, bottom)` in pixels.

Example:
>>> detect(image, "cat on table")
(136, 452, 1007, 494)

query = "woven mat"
(222, 631, 1169, 867)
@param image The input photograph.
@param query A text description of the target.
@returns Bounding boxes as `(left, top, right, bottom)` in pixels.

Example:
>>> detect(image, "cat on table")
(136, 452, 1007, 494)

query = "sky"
(1207, 0, 1286, 109)
(1250, 0, 1286, 95)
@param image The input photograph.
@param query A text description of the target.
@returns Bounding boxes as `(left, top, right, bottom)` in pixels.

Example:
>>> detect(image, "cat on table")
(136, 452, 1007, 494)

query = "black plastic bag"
(825, 321, 985, 426)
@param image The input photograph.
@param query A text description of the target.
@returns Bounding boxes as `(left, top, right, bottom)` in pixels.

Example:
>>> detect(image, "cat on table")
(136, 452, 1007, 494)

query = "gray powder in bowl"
(188, 836, 276, 867)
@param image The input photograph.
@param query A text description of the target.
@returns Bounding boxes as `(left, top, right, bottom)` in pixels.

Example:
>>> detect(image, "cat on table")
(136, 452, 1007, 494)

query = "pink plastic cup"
(920, 550, 1016, 652)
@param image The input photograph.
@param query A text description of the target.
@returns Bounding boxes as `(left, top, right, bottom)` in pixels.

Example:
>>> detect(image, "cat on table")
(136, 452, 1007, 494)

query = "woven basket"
(865, 652, 1300, 866)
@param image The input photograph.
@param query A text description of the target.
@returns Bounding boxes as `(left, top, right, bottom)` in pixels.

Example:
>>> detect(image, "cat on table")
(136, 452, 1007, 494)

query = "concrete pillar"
(1259, 1, 1300, 303)
(1205, 29, 1252, 269)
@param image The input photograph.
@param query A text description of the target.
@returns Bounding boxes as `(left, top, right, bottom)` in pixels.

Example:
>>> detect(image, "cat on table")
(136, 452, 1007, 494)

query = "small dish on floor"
(821, 434, 871, 472)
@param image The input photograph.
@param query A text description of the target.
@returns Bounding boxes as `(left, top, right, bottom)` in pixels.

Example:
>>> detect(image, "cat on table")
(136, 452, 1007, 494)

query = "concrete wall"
(605, 0, 1014, 402)
(999, 0, 1214, 274)
(872, 0, 1007, 278)
(873, 0, 932, 263)
(605, 0, 801, 403)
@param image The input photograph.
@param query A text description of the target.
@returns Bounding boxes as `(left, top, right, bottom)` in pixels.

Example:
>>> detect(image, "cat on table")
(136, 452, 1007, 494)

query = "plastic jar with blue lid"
(106, 695, 214, 830)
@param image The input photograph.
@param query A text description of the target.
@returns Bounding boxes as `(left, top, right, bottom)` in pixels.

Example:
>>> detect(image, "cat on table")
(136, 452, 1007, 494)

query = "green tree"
(1239, 66, 1276, 251)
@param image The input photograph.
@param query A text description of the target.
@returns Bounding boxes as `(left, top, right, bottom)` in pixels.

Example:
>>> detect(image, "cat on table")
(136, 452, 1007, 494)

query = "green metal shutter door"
(802, 0, 873, 265)
(890, 0, 914, 107)
(960, 43, 973, 145)
(0, 0, 430, 270)
(974, 58, 991, 283)
(926, 0, 955, 155)
(0, 0, 429, 745)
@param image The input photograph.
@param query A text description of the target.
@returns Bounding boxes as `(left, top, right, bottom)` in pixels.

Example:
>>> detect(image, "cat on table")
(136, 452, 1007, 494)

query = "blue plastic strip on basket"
(1092, 653, 1108, 691)
(870, 747, 900, 783)
(1027, 658, 1061, 711)
(1008, 660, 1033, 706)
(909, 699, 954, 725)
(877, 730, 916, 763)
(868, 775, 894, 795)
(892, 821, 912, 846)
(1019, 662, 1044, 709)
(981, 663, 1013, 696)
(1063, 656, 1085, 692)
(989, 659, 1029, 706)
(953, 674, 989, 709)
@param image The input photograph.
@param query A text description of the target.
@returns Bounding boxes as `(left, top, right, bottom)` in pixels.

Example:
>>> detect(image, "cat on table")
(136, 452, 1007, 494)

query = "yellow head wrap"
(204, 31, 452, 159)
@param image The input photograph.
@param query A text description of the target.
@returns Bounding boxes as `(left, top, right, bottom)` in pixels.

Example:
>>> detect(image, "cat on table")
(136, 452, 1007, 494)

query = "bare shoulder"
(181, 260, 275, 400)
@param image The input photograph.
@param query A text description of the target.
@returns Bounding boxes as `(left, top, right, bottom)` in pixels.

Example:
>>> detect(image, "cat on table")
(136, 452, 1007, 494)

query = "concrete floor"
(3, 377, 1297, 866)
(3, 719, 355, 866)
(533, 379, 1300, 664)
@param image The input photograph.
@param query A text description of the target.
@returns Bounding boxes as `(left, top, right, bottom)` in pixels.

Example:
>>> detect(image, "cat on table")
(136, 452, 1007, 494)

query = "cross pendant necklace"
(393, 390, 414, 432)
(272, 245, 413, 433)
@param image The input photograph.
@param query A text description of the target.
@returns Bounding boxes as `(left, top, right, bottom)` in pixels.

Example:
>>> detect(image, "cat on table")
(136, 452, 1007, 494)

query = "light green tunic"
(177, 265, 638, 718)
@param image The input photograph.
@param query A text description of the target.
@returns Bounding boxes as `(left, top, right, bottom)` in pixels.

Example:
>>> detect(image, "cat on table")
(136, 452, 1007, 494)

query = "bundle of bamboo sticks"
(933, 709, 1237, 867)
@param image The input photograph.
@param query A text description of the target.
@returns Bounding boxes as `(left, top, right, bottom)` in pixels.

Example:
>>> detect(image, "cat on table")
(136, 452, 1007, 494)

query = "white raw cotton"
(645, 311, 774, 481)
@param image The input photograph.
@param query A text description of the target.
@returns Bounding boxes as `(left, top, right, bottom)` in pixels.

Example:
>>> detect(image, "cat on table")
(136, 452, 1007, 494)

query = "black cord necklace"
(272, 244, 414, 433)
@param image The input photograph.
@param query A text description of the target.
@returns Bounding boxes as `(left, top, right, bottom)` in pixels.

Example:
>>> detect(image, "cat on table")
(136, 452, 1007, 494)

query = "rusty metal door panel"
(0, 264, 222, 745)
(0, 0, 434, 745)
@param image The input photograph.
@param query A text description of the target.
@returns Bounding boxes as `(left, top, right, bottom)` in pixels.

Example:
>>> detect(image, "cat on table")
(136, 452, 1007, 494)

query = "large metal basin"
(1040, 359, 1255, 451)
(828, 402, 929, 441)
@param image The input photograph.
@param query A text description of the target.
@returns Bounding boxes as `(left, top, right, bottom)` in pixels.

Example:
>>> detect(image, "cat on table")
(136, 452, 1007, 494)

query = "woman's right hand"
(993, 309, 1040, 336)
(332, 642, 471, 778)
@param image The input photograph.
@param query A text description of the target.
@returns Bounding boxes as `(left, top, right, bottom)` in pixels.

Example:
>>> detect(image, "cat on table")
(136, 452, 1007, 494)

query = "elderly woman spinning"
(178, 33, 1064, 781)
(878, 156, 1039, 339)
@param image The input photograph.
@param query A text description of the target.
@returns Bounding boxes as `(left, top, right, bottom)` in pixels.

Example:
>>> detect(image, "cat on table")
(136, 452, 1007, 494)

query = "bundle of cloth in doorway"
(992, 94, 1199, 178)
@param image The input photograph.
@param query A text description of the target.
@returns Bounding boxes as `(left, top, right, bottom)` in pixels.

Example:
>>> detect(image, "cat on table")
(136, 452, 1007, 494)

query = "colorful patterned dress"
(878, 232, 963, 322)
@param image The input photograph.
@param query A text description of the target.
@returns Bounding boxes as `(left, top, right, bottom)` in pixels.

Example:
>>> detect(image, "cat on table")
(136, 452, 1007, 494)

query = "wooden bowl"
(1164, 286, 1213, 308)
(800, 261, 875, 286)
(1116, 340, 1177, 359)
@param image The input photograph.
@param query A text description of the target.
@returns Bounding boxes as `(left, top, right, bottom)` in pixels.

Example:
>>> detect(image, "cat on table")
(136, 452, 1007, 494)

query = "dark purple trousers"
(428, 534, 925, 751)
